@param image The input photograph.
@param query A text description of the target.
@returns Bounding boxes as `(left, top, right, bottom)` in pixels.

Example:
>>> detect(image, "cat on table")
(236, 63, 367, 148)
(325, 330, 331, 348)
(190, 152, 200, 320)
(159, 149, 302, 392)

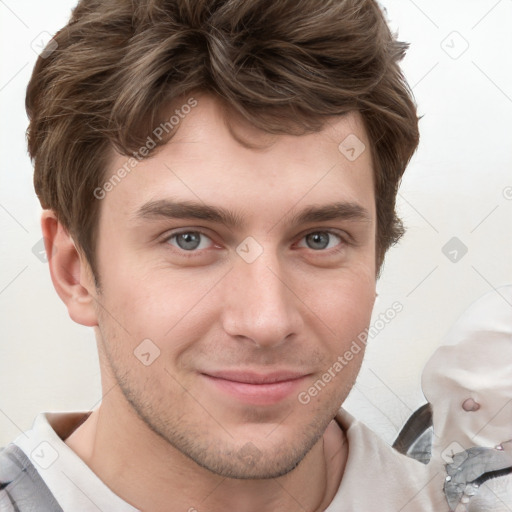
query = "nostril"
(462, 398, 481, 412)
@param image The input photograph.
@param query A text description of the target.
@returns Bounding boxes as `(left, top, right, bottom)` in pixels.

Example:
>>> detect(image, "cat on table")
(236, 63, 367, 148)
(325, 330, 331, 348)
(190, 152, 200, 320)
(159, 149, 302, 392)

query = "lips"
(201, 370, 309, 405)
(204, 370, 308, 384)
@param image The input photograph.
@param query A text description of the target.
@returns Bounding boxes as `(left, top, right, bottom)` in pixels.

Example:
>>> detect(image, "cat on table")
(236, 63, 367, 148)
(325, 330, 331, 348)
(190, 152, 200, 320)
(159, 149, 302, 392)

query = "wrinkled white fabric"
(328, 409, 446, 511)
(12, 411, 139, 512)
(422, 285, 512, 511)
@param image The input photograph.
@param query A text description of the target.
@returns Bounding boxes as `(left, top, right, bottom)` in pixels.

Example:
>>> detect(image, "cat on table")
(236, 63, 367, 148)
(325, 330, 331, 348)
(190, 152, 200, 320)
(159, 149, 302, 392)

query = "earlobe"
(41, 211, 98, 327)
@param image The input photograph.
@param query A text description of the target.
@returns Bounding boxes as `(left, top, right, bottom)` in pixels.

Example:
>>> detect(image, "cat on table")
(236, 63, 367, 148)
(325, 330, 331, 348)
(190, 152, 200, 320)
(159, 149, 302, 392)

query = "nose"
(221, 251, 303, 348)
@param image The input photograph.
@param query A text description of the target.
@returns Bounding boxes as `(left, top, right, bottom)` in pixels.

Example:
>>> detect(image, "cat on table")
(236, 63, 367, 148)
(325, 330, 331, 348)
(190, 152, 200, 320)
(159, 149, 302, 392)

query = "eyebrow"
(135, 199, 371, 230)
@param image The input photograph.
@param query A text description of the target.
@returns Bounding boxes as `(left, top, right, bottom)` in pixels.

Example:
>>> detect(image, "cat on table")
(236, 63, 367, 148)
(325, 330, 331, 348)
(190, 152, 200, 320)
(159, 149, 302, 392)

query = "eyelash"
(162, 229, 350, 258)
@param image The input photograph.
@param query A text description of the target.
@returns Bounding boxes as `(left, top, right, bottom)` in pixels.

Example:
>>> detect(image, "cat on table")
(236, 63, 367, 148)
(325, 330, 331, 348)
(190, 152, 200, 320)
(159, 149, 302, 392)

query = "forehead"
(100, 95, 375, 228)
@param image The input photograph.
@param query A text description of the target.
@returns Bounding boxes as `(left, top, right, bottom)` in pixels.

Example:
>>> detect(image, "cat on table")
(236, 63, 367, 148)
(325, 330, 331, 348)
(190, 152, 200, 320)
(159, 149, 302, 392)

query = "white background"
(1, 0, 511, 447)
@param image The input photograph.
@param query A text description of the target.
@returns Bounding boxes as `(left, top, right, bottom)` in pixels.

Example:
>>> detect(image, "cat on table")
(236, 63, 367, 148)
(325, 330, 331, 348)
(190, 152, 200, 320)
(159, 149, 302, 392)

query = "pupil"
(178, 232, 200, 250)
(308, 232, 329, 250)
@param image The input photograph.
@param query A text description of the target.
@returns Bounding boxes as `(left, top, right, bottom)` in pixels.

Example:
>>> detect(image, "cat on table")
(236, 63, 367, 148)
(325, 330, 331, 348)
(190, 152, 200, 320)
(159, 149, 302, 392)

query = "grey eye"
(177, 232, 201, 250)
(169, 231, 210, 251)
(304, 232, 340, 250)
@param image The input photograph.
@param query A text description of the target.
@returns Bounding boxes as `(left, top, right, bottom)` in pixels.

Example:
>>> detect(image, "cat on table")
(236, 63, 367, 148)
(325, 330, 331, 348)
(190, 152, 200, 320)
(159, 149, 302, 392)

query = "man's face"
(92, 95, 377, 478)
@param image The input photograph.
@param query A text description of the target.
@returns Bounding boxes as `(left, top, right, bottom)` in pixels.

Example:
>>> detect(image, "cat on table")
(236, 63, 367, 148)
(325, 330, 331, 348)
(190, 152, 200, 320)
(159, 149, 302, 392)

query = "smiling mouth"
(200, 370, 310, 405)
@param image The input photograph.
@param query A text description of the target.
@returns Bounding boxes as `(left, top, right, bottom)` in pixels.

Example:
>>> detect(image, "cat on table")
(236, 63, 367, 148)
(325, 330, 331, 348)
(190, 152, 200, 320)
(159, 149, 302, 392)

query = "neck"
(65, 393, 347, 512)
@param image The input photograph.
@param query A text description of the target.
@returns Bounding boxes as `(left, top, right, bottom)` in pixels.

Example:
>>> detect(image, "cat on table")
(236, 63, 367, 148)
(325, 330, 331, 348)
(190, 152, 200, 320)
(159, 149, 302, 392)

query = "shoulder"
(332, 409, 448, 511)
(0, 444, 63, 512)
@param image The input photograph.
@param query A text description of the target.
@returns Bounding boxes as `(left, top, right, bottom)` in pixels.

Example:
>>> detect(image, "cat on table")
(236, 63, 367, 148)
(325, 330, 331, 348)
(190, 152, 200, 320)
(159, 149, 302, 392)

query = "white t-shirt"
(4, 409, 447, 511)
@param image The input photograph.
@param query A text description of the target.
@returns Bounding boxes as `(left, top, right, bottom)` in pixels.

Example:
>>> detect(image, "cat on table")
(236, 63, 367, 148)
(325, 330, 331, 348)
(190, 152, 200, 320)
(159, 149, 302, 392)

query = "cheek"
(98, 266, 223, 354)
(316, 284, 374, 380)
(304, 265, 376, 339)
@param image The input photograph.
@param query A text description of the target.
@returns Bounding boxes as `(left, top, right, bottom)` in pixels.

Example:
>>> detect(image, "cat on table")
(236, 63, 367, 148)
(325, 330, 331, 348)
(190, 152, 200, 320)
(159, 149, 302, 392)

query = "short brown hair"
(26, 0, 419, 278)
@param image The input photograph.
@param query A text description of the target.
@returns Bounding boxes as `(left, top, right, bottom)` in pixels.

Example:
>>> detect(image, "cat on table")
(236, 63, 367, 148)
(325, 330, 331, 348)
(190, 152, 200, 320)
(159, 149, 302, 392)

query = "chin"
(184, 439, 313, 480)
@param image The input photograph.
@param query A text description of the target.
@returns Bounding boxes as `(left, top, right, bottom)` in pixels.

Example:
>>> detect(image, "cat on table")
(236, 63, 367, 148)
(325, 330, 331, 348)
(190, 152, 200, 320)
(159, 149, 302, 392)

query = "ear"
(41, 210, 98, 327)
